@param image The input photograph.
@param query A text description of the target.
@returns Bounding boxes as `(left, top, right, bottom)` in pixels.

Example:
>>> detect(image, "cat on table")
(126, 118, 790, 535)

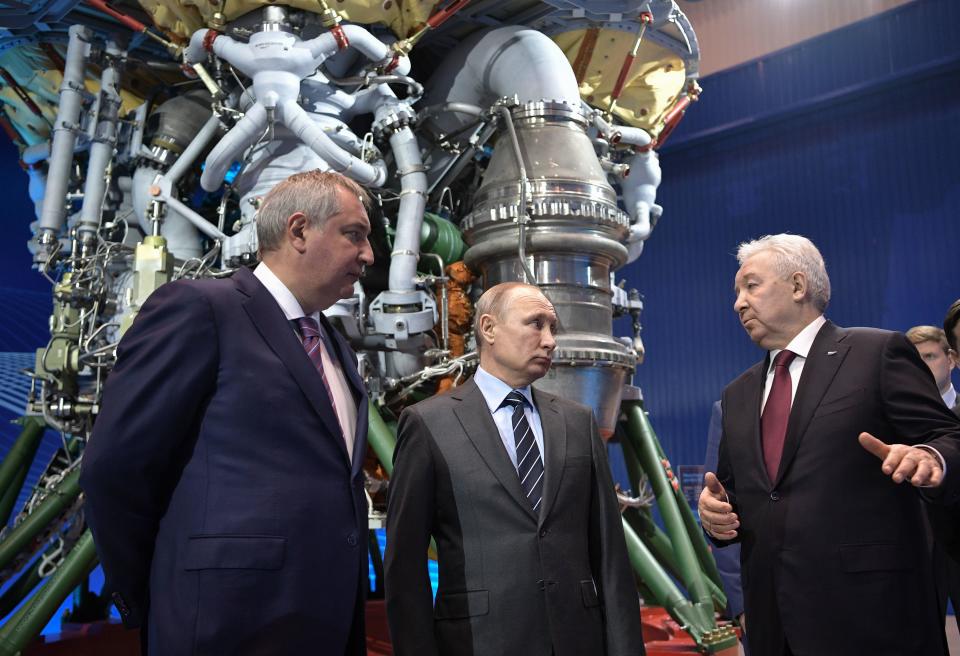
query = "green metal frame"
(0, 417, 46, 527)
(0, 468, 81, 574)
(0, 530, 98, 656)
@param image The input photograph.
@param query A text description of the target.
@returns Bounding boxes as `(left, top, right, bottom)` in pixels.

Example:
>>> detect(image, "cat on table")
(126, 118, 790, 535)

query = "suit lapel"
(744, 360, 771, 487)
(774, 321, 850, 486)
(452, 380, 537, 521)
(534, 389, 566, 527)
(234, 268, 349, 462)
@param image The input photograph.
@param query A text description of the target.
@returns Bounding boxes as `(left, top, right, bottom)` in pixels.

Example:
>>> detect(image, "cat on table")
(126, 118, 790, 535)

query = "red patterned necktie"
(296, 316, 345, 443)
(761, 349, 797, 481)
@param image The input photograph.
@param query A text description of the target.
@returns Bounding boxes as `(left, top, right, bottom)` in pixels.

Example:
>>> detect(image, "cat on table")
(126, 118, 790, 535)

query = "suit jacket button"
(539, 529, 548, 538)
(347, 532, 358, 547)
(770, 491, 781, 501)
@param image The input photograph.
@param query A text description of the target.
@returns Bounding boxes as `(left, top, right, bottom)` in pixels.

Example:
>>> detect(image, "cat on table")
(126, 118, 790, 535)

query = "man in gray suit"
(384, 282, 643, 656)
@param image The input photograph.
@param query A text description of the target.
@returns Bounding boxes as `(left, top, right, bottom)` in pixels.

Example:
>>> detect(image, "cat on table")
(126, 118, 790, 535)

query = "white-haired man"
(698, 234, 960, 655)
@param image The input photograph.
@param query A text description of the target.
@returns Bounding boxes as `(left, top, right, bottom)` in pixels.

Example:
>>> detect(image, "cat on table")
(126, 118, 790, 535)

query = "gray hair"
(256, 170, 371, 253)
(473, 282, 545, 352)
(736, 234, 831, 311)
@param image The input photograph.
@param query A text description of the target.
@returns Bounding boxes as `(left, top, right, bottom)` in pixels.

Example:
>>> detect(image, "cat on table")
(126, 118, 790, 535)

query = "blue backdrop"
(616, 0, 960, 469)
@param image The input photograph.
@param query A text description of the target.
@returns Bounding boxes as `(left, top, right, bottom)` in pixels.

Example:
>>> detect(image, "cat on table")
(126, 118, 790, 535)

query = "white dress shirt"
(473, 366, 546, 470)
(254, 263, 357, 459)
(943, 384, 957, 410)
(761, 315, 827, 412)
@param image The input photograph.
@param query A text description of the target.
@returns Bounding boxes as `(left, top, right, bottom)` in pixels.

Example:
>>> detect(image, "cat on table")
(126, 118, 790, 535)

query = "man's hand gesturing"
(858, 432, 944, 488)
(699, 472, 739, 540)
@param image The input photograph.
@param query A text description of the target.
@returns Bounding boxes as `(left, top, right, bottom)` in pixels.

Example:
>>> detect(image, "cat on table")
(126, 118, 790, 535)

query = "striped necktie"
(502, 390, 544, 512)
(296, 317, 347, 446)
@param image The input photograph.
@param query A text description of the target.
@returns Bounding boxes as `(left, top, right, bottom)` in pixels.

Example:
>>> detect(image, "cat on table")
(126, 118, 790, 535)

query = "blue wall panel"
(617, 0, 960, 469)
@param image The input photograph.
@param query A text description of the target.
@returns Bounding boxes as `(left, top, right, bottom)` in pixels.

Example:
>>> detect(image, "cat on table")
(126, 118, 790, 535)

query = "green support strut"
(0, 530, 98, 656)
(367, 404, 398, 477)
(621, 517, 704, 633)
(619, 422, 727, 610)
(623, 401, 714, 630)
(642, 413, 725, 592)
(0, 468, 81, 574)
(0, 418, 46, 526)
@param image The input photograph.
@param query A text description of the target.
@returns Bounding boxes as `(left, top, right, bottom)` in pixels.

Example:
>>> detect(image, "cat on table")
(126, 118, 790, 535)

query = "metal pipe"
(37, 24, 92, 239)
(77, 40, 124, 244)
(624, 401, 714, 628)
(621, 517, 704, 632)
(0, 530, 98, 656)
(367, 404, 397, 477)
(0, 418, 46, 527)
(0, 469, 81, 574)
(385, 123, 427, 293)
(493, 105, 537, 285)
(618, 430, 727, 609)
(0, 537, 63, 619)
(156, 193, 228, 241)
(645, 417, 725, 594)
(199, 103, 267, 192)
(168, 114, 223, 187)
(281, 99, 387, 187)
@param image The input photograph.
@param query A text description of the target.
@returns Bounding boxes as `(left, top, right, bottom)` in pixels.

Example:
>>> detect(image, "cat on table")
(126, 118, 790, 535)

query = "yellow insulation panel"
(552, 28, 687, 136)
(136, 0, 444, 40)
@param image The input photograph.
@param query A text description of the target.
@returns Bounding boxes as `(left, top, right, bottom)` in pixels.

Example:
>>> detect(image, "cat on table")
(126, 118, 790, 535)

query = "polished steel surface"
(464, 100, 637, 436)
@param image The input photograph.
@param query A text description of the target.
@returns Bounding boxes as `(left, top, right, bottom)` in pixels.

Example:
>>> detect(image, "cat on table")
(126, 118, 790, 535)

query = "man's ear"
(478, 313, 496, 348)
(949, 349, 959, 370)
(286, 212, 309, 254)
(791, 271, 808, 301)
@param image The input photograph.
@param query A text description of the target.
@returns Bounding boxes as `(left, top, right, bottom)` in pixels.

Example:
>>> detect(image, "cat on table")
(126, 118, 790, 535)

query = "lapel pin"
(826, 350, 837, 356)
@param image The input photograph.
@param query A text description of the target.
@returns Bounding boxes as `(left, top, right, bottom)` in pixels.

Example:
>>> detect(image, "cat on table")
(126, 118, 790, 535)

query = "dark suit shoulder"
(839, 325, 898, 344)
(725, 359, 766, 394)
(402, 386, 462, 419)
(537, 389, 592, 419)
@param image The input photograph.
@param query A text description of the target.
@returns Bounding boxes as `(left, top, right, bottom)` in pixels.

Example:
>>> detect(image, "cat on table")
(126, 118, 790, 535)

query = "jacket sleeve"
(588, 411, 645, 655)
(384, 407, 440, 656)
(79, 281, 219, 627)
(878, 331, 960, 504)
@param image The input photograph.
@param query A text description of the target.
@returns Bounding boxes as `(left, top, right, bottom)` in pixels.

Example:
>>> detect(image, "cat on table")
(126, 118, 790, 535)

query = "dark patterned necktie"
(761, 349, 797, 480)
(296, 317, 345, 443)
(502, 390, 544, 512)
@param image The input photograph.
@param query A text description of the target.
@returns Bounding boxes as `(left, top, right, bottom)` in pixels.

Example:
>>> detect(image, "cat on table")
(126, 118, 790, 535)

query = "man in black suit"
(385, 282, 643, 656)
(697, 233, 960, 655)
(81, 170, 374, 654)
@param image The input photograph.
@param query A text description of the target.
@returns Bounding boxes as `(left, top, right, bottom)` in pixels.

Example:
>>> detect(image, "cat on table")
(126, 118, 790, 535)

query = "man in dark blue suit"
(81, 170, 375, 655)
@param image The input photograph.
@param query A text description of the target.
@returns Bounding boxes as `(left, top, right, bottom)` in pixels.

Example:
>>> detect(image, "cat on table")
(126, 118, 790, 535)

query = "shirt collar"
(769, 314, 826, 370)
(944, 384, 958, 409)
(254, 262, 319, 322)
(474, 366, 535, 412)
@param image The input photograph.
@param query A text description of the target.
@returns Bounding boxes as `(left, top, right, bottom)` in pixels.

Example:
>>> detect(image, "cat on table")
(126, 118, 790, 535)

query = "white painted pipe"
(199, 102, 267, 191)
(621, 149, 662, 264)
(281, 99, 387, 187)
(78, 41, 123, 242)
(384, 121, 427, 293)
(38, 24, 91, 236)
(187, 24, 405, 191)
